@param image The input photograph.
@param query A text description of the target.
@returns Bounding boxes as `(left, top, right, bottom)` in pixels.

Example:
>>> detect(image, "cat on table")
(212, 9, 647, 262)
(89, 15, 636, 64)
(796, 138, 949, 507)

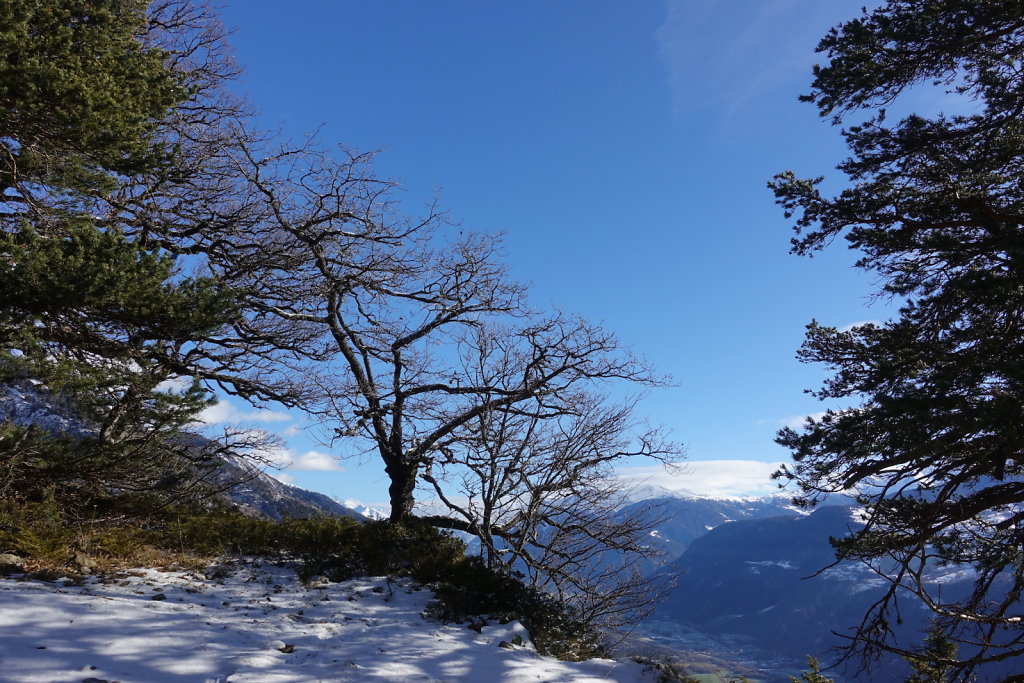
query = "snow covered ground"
(0, 563, 650, 682)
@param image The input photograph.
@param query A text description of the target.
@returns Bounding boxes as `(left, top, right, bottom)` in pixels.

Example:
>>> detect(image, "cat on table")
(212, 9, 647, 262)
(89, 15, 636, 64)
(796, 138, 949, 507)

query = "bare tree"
(216, 147, 684, 620)
(182, 122, 680, 532)
(309, 277, 666, 524)
(50, 1, 333, 413)
(417, 352, 681, 627)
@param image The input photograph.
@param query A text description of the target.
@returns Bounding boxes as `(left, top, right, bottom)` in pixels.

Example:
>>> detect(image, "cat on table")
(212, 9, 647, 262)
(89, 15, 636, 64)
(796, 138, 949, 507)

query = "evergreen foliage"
(905, 625, 958, 683)
(629, 656, 699, 683)
(789, 656, 833, 683)
(0, 0, 242, 520)
(419, 554, 605, 661)
(771, 0, 1024, 674)
(0, 226, 234, 349)
(0, 0, 183, 197)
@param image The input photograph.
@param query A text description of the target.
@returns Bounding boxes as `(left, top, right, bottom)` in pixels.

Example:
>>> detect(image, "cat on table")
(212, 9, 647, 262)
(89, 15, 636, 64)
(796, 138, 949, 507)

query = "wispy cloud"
(618, 460, 784, 498)
(778, 411, 828, 430)
(197, 400, 292, 426)
(655, 0, 838, 120)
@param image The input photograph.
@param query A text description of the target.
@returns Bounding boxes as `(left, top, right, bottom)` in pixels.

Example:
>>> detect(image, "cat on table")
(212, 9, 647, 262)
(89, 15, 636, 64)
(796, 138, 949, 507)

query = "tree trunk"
(386, 459, 418, 523)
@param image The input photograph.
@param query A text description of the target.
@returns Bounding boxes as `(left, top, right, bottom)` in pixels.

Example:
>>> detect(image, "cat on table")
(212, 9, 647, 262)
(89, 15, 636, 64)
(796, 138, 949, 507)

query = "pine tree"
(0, 0, 183, 199)
(0, 1, 242, 515)
(905, 625, 958, 683)
(771, 0, 1024, 674)
(789, 656, 833, 683)
(0, 226, 239, 501)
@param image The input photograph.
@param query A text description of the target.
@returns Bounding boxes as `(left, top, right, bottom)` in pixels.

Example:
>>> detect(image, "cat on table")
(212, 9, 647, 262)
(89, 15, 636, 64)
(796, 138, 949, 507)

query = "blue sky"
(203, 1, 894, 505)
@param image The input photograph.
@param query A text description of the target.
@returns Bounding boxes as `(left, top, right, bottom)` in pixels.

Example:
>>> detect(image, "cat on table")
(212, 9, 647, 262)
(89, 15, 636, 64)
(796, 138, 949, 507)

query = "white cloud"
(289, 450, 344, 471)
(258, 447, 344, 472)
(197, 400, 292, 426)
(268, 470, 296, 485)
(250, 445, 291, 469)
(838, 320, 881, 332)
(778, 411, 828, 430)
(155, 376, 192, 394)
(618, 460, 785, 498)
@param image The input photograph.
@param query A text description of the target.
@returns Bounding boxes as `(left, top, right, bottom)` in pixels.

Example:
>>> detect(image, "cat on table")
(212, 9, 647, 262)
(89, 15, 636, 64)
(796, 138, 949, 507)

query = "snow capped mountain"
(617, 489, 806, 565)
(340, 502, 389, 521)
(624, 482, 796, 506)
(0, 379, 91, 438)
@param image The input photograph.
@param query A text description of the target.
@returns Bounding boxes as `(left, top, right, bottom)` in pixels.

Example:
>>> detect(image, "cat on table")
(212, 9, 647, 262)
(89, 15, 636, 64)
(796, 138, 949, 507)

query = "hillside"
(213, 456, 365, 522)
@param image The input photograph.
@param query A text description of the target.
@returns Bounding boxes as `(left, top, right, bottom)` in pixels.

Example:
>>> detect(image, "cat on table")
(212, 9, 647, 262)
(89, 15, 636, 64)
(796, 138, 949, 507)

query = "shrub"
(157, 512, 463, 582)
(427, 555, 605, 661)
(631, 656, 699, 683)
(0, 490, 70, 562)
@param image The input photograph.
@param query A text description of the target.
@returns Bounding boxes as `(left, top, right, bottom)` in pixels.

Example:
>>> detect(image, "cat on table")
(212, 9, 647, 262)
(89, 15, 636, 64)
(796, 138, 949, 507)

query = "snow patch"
(928, 566, 977, 585)
(342, 502, 389, 521)
(0, 564, 646, 682)
(745, 560, 796, 570)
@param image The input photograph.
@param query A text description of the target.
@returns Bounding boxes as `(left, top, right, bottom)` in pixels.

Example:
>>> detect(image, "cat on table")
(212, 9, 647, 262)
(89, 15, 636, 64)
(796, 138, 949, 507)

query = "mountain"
(344, 503, 389, 521)
(618, 491, 805, 564)
(213, 456, 365, 521)
(644, 505, 1007, 682)
(656, 506, 885, 655)
(0, 379, 362, 522)
(0, 378, 90, 438)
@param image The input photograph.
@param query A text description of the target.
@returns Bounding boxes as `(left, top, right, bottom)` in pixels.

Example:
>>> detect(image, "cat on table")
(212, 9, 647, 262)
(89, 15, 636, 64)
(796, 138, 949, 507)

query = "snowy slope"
(0, 564, 650, 682)
(0, 379, 90, 438)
